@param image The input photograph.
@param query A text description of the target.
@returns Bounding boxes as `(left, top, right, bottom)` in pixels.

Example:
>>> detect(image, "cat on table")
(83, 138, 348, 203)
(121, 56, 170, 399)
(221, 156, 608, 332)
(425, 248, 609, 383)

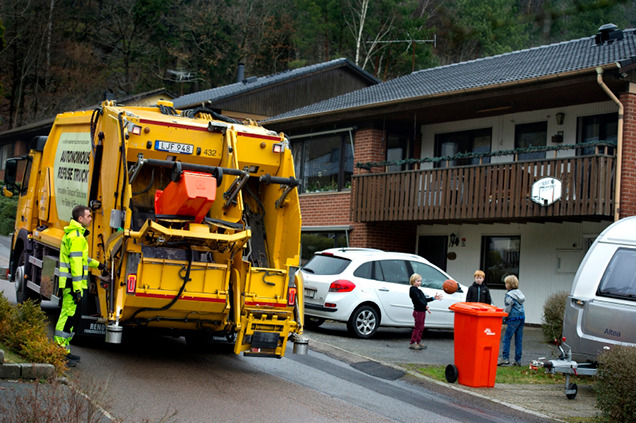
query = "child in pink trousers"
(409, 273, 442, 350)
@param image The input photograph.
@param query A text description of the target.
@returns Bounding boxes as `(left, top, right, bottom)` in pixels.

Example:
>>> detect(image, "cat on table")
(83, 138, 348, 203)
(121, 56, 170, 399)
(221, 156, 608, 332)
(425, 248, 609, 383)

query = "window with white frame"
(480, 235, 520, 289)
(434, 128, 491, 168)
(300, 229, 349, 264)
(0, 144, 12, 170)
(292, 131, 354, 193)
(576, 113, 617, 156)
(515, 121, 547, 160)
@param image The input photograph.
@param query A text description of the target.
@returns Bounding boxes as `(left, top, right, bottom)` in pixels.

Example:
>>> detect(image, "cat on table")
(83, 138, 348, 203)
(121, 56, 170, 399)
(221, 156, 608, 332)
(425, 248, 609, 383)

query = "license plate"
(155, 140, 194, 154)
(304, 289, 316, 299)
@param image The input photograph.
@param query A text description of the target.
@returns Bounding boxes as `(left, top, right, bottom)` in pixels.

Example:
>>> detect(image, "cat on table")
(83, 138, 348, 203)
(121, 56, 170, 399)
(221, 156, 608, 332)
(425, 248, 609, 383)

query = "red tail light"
(287, 287, 297, 306)
(126, 274, 137, 294)
(329, 280, 356, 292)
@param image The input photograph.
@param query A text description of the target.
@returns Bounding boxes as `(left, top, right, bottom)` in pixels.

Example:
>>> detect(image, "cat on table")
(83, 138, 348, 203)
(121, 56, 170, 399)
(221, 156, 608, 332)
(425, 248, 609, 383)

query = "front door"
(418, 236, 448, 271)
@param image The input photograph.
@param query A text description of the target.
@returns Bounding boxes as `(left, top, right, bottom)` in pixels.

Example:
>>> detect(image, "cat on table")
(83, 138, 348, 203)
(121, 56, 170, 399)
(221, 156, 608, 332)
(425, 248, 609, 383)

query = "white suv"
(300, 248, 467, 338)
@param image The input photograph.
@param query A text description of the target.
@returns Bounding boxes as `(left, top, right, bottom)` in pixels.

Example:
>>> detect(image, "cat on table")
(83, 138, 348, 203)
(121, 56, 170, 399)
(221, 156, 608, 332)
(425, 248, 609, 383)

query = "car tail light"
(325, 303, 337, 308)
(287, 287, 297, 306)
(329, 279, 356, 292)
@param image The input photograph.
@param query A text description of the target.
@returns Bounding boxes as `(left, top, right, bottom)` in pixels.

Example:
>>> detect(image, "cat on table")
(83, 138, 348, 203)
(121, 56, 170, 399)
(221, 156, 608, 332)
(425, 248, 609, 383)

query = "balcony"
(352, 145, 615, 223)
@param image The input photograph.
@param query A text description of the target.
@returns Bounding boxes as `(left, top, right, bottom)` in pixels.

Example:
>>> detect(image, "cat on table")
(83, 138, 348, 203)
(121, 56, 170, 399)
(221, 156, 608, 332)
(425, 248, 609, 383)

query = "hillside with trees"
(0, 0, 634, 131)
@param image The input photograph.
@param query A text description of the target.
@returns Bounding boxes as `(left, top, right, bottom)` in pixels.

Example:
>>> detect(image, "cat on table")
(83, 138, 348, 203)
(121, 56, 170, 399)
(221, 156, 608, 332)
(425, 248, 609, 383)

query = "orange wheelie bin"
(445, 302, 508, 388)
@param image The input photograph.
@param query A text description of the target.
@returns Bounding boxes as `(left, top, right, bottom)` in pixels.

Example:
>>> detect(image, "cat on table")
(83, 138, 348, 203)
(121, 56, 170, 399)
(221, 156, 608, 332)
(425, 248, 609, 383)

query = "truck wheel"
(185, 333, 213, 351)
(15, 251, 38, 304)
(347, 305, 379, 338)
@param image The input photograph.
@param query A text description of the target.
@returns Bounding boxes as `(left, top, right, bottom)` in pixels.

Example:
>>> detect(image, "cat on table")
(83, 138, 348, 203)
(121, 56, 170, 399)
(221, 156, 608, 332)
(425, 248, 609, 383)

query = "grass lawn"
(404, 363, 596, 386)
(0, 341, 28, 364)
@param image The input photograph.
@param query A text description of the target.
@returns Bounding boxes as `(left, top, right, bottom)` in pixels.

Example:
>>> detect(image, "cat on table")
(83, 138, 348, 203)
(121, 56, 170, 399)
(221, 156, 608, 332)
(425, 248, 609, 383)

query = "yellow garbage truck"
(3, 100, 307, 358)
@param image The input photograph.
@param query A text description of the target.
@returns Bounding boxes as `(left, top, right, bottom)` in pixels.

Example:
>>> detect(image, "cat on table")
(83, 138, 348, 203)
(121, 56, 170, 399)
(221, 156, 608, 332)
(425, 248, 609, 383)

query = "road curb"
(0, 349, 56, 380)
(308, 337, 562, 422)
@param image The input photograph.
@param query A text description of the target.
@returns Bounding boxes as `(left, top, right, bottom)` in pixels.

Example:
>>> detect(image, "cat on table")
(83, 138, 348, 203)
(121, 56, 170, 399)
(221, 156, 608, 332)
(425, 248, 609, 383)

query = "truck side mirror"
(3, 158, 18, 194)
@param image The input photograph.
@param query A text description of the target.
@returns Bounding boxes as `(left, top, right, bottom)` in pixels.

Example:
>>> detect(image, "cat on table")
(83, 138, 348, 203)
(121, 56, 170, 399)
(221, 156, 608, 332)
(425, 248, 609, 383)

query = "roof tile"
(267, 29, 636, 122)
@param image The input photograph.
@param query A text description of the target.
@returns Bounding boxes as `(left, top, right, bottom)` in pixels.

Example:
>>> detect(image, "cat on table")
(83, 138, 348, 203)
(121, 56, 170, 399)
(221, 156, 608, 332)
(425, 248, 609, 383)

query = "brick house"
(264, 25, 636, 324)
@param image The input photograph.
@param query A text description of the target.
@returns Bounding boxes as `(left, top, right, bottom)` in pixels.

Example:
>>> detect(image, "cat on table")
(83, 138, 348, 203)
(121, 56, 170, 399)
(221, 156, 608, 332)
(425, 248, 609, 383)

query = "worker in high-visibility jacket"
(54, 205, 105, 367)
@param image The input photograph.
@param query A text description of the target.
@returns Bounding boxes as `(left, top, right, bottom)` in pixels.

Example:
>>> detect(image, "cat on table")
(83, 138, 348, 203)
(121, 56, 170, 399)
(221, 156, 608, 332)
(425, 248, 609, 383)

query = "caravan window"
(597, 248, 636, 301)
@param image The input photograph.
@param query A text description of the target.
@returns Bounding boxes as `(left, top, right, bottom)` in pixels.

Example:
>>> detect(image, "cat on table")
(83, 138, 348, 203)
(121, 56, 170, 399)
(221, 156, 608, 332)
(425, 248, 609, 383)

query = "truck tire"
(15, 251, 38, 304)
(185, 333, 214, 351)
(347, 305, 379, 338)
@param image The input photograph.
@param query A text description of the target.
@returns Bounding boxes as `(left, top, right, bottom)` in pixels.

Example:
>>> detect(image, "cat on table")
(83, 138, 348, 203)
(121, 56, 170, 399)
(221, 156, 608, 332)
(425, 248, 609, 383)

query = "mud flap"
(73, 292, 107, 339)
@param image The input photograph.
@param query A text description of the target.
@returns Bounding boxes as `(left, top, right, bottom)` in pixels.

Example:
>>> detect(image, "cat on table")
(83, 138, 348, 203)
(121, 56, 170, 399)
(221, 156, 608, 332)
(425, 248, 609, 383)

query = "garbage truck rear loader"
(3, 101, 307, 357)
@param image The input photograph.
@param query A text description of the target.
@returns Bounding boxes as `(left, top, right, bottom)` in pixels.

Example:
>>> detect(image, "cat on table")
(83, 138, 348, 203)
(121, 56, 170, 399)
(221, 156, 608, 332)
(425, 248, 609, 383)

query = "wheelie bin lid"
(449, 302, 508, 317)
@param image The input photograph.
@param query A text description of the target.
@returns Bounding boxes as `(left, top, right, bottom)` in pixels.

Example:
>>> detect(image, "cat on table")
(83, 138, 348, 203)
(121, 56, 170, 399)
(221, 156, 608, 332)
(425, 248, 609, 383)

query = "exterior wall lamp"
(449, 233, 459, 247)
(555, 112, 565, 125)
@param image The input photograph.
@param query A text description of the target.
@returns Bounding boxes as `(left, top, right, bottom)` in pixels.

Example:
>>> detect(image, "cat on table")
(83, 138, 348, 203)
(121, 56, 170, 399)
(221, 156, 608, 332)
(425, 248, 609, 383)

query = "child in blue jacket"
(498, 275, 526, 366)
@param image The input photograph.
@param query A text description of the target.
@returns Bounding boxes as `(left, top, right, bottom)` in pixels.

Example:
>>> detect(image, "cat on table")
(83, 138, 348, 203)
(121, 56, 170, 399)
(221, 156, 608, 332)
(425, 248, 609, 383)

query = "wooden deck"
(352, 154, 615, 223)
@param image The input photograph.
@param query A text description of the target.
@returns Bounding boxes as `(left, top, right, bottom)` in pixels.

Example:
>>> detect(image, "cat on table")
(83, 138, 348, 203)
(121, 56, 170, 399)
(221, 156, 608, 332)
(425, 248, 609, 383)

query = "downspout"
(596, 67, 624, 221)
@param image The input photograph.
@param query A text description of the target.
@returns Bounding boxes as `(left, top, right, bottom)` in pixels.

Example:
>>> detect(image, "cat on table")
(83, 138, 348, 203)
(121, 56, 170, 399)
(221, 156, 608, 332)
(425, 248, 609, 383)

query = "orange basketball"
(443, 279, 458, 294)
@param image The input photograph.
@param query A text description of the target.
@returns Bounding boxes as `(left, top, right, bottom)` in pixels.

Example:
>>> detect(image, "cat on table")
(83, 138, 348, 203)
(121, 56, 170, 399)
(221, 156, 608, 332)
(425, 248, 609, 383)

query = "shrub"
(541, 291, 569, 343)
(0, 294, 68, 375)
(595, 345, 636, 422)
(0, 188, 17, 235)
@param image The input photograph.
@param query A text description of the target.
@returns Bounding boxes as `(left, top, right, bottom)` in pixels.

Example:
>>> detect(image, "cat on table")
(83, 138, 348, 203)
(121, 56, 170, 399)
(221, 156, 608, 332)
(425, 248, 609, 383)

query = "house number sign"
(531, 177, 562, 206)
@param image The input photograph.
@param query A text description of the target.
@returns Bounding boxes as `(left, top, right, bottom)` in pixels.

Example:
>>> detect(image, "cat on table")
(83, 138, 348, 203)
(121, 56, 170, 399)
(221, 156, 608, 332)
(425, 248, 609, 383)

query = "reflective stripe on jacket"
(58, 219, 99, 292)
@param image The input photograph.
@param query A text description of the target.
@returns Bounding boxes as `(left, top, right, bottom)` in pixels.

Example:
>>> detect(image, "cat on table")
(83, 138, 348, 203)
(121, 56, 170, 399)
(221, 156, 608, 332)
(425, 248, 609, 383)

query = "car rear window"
(597, 248, 636, 301)
(302, 254, 351, 275)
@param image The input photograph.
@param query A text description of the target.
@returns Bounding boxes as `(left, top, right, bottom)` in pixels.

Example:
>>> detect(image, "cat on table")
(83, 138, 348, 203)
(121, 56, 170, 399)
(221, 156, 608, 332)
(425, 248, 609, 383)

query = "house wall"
(300, 192, 351, 227)
(620, 87, 636, 217)
(419, 101, 618, 167)
(217, 70, 376, 117)
(416, 220, 611, 325)
(349, 221, 417, 252)
(297, 97, 636, 324)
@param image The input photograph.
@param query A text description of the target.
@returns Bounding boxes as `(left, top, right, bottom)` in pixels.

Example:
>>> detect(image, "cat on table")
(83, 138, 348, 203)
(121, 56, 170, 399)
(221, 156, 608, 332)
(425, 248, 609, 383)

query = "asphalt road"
(0, 234, 598, 422)
(0, 284, 552, 423)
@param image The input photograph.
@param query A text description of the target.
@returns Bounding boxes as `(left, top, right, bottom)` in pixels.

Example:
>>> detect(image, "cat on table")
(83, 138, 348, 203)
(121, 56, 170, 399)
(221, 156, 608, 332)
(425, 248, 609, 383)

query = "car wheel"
(305, 317, 325, 329)
(347, 305, 379, 339)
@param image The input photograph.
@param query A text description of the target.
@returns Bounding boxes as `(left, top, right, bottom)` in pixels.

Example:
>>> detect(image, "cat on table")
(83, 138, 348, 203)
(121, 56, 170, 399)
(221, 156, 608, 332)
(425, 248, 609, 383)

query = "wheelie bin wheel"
(445, 364, 459, 383)
(565, 383, 578, 400)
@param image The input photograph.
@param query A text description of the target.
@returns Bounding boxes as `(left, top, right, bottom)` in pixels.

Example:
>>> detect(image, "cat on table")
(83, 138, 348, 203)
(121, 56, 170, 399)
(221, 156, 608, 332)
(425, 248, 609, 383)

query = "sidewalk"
(307, 324, 601, 422)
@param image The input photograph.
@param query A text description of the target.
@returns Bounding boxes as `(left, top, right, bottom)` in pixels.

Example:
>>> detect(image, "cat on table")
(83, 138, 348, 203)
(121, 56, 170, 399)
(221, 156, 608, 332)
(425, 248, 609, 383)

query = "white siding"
(419, 100, 619, 167)
(416, 220, 612, 324)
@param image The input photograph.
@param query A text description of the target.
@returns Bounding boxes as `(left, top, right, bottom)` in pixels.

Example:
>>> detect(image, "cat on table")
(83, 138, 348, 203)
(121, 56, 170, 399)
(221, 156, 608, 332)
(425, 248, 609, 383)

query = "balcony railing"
(352, 147, 615, 223)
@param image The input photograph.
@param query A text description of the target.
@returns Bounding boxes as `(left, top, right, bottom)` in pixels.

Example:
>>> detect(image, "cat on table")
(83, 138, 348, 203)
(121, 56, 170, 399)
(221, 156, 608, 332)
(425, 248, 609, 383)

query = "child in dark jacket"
(409, 273, 442, 350)
(466, 269, 492, 304)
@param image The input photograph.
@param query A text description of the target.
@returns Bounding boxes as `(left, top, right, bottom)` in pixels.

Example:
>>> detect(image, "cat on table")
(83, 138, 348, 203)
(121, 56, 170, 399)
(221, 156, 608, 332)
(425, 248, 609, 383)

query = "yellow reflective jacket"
(58, 219, 99, 292)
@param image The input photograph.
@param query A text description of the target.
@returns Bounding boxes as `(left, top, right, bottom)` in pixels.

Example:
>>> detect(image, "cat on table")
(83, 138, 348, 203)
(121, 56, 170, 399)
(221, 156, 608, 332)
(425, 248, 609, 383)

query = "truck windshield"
(597, 248, 636, 301)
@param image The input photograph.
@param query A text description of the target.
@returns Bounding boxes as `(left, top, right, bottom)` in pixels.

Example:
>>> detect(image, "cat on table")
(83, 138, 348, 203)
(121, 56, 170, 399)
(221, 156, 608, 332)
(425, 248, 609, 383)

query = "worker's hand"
(72, 290, 82, 304)
(98, 262, 106, 271)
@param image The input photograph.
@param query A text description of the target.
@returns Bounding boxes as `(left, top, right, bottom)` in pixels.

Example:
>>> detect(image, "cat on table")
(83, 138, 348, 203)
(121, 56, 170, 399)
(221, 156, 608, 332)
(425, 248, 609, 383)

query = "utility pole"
(368, 34, 437, 72)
